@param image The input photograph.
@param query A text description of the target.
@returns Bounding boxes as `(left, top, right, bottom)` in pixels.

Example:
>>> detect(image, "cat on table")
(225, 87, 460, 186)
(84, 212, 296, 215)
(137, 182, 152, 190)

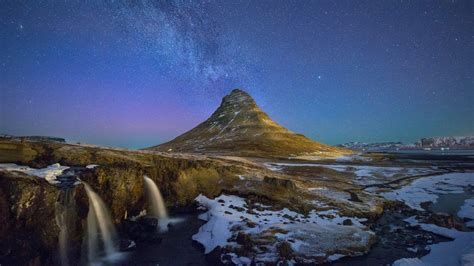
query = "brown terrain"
(148, 89, 350, 158)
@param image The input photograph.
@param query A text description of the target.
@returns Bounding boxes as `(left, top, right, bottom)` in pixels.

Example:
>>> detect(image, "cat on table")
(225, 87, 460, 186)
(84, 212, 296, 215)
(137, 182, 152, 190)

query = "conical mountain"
(148, 89, 350, 157)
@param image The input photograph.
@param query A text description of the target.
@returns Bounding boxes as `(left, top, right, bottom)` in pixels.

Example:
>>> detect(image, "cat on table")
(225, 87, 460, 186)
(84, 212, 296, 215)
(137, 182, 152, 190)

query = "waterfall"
(143, 176, 168, 219)
(82, 182, 118, 263)
(55, 188, 76, 266)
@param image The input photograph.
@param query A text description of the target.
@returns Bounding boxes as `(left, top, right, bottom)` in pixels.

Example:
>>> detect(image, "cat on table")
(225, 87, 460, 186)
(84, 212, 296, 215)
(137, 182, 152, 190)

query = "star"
(1, 0, 471, 147)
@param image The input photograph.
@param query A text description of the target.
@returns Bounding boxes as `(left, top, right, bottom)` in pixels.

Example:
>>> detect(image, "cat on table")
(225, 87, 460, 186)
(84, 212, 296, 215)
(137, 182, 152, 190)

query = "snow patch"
(392, 216, 474, 266)
(192, 194, 374, 264)
(458, 198, 474, 221)
(308, 187, 351, 201)
(327, 254, 345, 261)
(0, 163, 69, 184)
(392, 258, 425, 266)
(381, 173, 474, 211)
(265, 162, 436, 186)
(335, 154, 372, 162)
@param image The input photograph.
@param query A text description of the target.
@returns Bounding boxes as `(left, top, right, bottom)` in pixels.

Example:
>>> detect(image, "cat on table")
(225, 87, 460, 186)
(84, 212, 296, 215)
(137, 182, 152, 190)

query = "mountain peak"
(220, 88, 256, 110)
(148, 89, 349, 157)
(230, 88, 247, 95)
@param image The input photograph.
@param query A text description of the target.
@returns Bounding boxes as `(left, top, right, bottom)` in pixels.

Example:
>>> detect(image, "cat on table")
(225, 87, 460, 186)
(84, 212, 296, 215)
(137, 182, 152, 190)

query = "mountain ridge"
(147, 89, 349, 157)
(339, 135, 474, 151)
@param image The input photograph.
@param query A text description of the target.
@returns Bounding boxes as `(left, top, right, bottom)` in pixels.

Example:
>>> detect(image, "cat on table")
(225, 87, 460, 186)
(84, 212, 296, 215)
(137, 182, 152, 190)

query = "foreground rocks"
(193, 194, 377, 264)
(0, 140, 244, 264)
(0, 171, 60, 265)
(1, 139, 470, 265)
(263, 176, 296, 189)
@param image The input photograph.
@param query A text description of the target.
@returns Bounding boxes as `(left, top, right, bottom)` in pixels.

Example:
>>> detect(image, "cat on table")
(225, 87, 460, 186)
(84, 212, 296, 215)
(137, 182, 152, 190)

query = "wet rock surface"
(119, 239, 137, 252)
(122, 217, 163, 244)
(329, 203, 465, 266)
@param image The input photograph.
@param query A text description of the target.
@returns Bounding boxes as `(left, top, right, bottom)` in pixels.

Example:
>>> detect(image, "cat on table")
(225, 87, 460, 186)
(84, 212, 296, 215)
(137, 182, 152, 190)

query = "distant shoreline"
(372, 149, 474, 156)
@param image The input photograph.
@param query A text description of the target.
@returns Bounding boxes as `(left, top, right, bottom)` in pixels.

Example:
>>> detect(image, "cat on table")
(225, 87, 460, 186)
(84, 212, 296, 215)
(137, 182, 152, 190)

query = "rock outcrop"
(0, 140, 244, 264)
(263, 176, 296, 190)
(0, 137, 378, 265)
(0, 171, 61, 265)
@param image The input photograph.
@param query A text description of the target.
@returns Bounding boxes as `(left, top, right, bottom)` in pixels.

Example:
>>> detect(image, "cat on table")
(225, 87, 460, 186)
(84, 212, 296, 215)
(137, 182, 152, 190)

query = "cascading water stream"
(143, 176, 169, 230)
(55, 188, 76, 266)
(82, 182, 119, 263)
(143, 176, 168, 219)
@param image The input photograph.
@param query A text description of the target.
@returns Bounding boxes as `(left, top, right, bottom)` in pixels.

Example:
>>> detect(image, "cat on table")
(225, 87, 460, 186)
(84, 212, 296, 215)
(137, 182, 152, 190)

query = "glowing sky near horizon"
(1, 1, 473, 148)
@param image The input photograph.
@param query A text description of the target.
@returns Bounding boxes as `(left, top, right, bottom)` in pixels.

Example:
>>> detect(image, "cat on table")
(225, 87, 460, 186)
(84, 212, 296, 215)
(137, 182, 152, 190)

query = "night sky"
(1, 1, 473, 148)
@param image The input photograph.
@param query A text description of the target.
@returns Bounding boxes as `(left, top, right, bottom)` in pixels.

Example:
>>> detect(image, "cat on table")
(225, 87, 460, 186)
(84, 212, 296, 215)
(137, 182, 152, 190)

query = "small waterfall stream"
(143, 176, 168, 219)
(54, 173, 169, 264)
(82, 182, 119, 263)
(55, 188, 76, 266)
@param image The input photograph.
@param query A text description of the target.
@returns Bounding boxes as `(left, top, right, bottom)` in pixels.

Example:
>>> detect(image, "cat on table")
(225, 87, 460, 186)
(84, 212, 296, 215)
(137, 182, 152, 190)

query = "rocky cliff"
(0, 138, 378, 265)
(0, 140, 243, 264)
(0, 171, 63, 265)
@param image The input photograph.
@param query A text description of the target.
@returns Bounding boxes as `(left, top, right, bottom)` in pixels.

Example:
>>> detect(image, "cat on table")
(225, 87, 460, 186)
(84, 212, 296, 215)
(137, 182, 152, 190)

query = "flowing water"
(143, 176, 168, 219)
(123, 214, 209, 266)
(55, 188, 76, 266)
(82, 182, 119, 263)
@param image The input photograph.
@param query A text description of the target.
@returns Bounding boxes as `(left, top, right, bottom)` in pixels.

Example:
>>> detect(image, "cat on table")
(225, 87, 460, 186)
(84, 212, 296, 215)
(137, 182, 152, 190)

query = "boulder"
(0, 171, 60, 265)
(278, 241, 293, 259)
(343, 219, 354, 226)
(263, 176, 296, 189)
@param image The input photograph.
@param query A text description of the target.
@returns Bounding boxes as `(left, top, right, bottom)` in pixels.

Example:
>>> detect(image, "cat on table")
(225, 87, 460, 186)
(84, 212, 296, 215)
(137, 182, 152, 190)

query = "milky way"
(1, 1, 472, 148)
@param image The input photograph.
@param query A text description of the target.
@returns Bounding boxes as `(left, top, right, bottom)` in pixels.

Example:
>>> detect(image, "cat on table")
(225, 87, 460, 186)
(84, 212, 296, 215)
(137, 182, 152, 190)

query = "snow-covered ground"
(192, 194, 374, 264)
(380, 173, 474, 265)
(265, 162, 437, 186)
(335, 154, 372, 162)
(458, 199, 474, 227)
(286, 152, 371, 162)
(392, 216, 474, 266)
(308, 186, 352, 201)
(86, 164, 99, 169)
(381, 173, 474, 211)
(0, 163, 69, 184)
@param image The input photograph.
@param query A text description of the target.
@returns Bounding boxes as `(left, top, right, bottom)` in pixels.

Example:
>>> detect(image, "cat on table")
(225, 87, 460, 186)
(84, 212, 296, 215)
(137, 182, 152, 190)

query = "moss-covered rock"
(263, 176, 296, 189)
(78, 164, 146, 223)
(0, 171, 60, 265)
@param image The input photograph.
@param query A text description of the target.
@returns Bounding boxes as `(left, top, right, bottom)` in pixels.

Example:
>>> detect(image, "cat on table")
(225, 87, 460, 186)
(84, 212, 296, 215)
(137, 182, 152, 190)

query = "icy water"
(391, 149, 474, 156)
(429, 191, 474, 217)
(122, 214, 210, 266)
